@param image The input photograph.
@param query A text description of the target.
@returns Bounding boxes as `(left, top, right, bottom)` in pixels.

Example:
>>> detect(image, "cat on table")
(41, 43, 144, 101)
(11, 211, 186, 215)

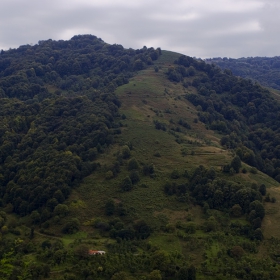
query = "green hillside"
(0, 37, 280, 279)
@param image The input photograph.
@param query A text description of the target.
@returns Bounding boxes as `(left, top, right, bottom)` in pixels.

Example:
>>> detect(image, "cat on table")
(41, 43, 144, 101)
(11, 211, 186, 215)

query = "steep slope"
(70, 50, 230, 225)
(170, 55, 280, 183)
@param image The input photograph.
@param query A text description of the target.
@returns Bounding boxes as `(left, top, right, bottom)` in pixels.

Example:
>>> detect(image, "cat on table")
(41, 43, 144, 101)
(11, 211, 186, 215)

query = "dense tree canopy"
(0, 35, 161, 217)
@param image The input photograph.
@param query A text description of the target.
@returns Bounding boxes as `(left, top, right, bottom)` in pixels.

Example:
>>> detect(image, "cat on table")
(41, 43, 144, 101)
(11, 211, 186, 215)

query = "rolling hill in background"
(206, 56, 280, 91)
(1, 35, 280, 279)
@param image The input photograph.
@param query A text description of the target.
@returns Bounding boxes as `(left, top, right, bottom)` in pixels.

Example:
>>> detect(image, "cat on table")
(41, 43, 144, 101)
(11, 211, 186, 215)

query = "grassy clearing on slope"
(74, 51, 277, 229)
(66, 52, 280, 274)
(149, 234, 182, 253)
(154, 50, 182, 65)
(262, 186, 280, 239)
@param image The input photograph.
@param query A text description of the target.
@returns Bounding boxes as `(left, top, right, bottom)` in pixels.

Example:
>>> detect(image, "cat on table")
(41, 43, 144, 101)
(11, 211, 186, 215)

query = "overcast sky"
(0, 0, 279, 58)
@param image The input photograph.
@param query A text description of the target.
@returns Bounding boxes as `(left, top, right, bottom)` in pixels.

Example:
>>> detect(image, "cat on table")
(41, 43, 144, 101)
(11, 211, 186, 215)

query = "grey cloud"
(0, 0, 279, 58)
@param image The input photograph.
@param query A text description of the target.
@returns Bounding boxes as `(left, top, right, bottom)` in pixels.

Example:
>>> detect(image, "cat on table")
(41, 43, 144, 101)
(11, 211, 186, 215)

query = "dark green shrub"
(121, 176, 133, 191)
(128, 158, 139, 170)
(129, 171, 140, 185)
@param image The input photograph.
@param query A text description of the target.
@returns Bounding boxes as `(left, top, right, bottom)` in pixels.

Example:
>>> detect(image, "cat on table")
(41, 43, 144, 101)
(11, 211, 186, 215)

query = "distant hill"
(206, 56, 280, 90)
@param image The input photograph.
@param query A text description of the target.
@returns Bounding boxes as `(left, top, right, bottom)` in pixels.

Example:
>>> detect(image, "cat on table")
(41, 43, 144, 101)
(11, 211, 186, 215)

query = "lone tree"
(129, 170, 140, 184)
(249, 200, 265, 220)
(128, 158, 139, 170)
(230, 155, 241, 173)
(122, 145, 131, 159)
(121, 176, 132, 191)
(259, 184, 266, 196)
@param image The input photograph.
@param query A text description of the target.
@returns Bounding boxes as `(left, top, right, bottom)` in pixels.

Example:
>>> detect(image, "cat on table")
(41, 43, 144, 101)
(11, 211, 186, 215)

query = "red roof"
(88, 250, 99, 255)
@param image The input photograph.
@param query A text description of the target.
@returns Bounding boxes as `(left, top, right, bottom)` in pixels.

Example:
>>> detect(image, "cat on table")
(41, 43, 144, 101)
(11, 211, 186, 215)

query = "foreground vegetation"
(0, 36, 280, 279)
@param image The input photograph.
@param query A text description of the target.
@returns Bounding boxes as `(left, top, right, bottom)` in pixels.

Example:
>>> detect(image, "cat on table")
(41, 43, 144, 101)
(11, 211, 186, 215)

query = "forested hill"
(168, 55, 280, 182)
(0, 34, 161, 98)
(205, 56, 280, 90)
(2, 36, 280, 279)
(0, 35, 161, 216)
